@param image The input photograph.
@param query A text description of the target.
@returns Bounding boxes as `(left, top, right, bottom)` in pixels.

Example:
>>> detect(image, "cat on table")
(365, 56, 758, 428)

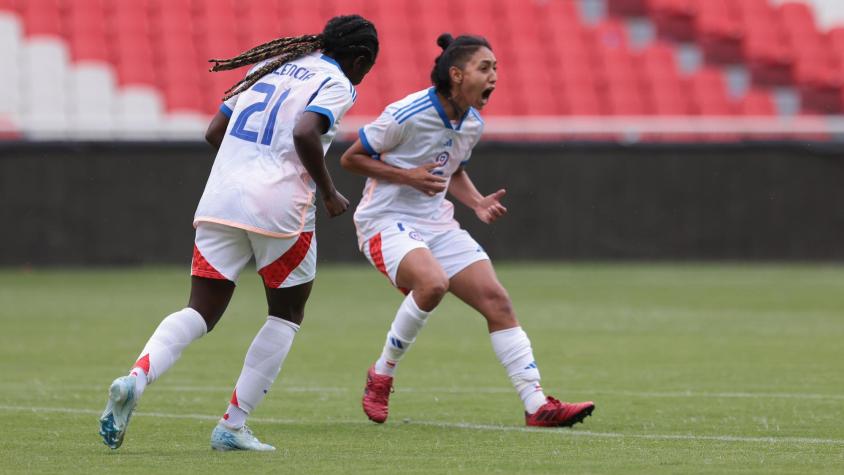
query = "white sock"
(374, 292, 431, 376)
(222, 404, 248, 429)
(130, 307, 207, 389)
(128, 368, 148, 398)
(490, 326, 547, 414)
(222, 316, 299, 428)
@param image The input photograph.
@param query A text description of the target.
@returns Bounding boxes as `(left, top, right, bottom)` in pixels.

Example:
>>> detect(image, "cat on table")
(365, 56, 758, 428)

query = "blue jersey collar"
(320, 54, 341, 70)
(428, 88, 470, 130)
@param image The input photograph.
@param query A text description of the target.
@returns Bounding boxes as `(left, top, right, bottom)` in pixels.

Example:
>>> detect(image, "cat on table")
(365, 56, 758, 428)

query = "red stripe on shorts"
(369, 233, 389, 277)
(258, 231, 314, 288)
(369, 233, 410, 295)
(191, 245, 227, 280)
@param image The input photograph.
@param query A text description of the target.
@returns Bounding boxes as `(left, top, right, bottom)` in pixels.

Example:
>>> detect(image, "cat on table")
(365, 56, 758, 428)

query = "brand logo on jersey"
(274, 63, 316, 81)
(435, 151, 450, 166)
(443, 138, 453, 148)
(408, 231, 424, 241)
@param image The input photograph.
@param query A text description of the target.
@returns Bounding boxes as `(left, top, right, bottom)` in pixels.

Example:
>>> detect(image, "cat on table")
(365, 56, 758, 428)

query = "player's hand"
(403, 163, 447, 196)
(323, 189, 350, 217)
(474, 189, 507, 224)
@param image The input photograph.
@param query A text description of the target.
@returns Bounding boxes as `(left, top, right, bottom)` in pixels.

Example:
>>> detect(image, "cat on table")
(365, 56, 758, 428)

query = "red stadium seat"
(828, 27, 844, 57)
(605, 82, 649, 115)
(647, 0, 696, 42)
(69, 31, 110, 63)
(115, 58, 157, 87)
(163, 83, 203, 112)
(694, 0, 742, 64)
(739, 89, 776, 116)
(594, 19, 629, 51)
(687, 69, 733, 114)
(559, 85, 603, 116)
(796, 62, 842, 114)
(20, 0, 61, 37)
(608, 0, 648, 17)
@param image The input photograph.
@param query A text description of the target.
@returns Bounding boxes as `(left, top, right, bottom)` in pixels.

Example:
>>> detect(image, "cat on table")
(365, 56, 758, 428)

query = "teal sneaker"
(98, 375, 138, 449)
(210, 423, 276, 451)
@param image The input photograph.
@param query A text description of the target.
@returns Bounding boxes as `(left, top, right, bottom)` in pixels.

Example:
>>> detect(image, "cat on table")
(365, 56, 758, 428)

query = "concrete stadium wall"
(1, 141, 842, 266)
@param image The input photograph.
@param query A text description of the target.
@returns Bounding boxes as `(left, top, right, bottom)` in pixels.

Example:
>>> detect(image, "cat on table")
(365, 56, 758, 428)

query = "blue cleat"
(98, 375, 138, 449)
(210, 423, 276, 451)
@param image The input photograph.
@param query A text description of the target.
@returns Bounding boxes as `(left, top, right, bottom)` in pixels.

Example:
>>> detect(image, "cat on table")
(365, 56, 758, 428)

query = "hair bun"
(436, 33, 454, 50)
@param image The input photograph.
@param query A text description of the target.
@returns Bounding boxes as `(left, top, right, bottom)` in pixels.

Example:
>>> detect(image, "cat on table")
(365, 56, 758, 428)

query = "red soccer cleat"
(525, 397, 595, 427)
(362, 365, 394, 423)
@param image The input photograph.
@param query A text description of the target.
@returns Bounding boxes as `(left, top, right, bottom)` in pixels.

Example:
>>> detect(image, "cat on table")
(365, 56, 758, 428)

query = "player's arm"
(292, 111, 348, 217)
(204, 110, 230, 150)
(448, 166, 507, 224)
(340, 140, 447, 195)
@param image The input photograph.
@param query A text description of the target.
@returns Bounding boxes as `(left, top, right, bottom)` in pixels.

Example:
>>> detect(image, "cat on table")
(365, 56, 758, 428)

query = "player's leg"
(360, 224, 448, 423)
(441, 232, 595, 427)
(99, 223, 250, 449)
(211, 231, 315, 451)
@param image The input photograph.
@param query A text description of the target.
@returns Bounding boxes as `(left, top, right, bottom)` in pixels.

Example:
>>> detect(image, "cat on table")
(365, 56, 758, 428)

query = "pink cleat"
(362, 365, 393, 423)
(525, 397, 595, 427)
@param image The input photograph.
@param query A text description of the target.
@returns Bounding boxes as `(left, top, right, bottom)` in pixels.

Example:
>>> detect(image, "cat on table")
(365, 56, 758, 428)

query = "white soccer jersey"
(353, 87, 484, 247)
(194, 52, 357, 237)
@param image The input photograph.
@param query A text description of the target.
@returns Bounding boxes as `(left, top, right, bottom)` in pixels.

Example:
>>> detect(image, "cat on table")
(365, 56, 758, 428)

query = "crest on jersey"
(435, 151, 450, 166)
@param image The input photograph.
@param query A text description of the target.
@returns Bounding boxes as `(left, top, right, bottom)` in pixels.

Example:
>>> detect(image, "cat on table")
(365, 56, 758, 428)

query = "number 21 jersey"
(194, 52, 357, 237)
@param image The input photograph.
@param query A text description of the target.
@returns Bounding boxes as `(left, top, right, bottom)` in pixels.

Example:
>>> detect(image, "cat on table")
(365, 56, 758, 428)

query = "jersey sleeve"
(303, 79, 355, 131)
(219, 94, 238, 118)
(358, 109, 406, 159)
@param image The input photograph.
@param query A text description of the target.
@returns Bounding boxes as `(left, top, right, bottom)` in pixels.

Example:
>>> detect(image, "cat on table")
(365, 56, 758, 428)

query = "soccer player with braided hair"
(340, 33, 595, 428)
(98, 15, 378, 451)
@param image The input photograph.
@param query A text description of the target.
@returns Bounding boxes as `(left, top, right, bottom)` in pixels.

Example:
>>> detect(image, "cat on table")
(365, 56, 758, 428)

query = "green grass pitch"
(1, 263, 842, 474)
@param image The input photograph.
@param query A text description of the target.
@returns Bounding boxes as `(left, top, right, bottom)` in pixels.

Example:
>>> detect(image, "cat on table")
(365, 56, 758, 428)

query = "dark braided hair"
(430, 33, 492, 97)
(210, 15, 378, 101)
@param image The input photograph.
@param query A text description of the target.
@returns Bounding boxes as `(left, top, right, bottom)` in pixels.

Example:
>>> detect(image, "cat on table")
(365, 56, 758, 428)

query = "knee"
(413, 273, 449, 309)
(268, 307, 305, 326)
(191, 306, 223, 333)
(481, 287, 516, 323)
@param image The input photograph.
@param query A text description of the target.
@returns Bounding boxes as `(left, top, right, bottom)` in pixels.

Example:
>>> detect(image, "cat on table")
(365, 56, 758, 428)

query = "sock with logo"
(490, 326, 547, 414)
(373, 292, 431, 377)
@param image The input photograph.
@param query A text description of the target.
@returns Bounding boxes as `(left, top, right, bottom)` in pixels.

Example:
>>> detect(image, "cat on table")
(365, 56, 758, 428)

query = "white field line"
(2, 404, 842, 446)
(19, 384, 844, 401)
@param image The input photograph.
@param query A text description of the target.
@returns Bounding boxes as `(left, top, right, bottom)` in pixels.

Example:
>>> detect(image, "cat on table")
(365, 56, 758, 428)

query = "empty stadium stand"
(0, 0, 842, 139)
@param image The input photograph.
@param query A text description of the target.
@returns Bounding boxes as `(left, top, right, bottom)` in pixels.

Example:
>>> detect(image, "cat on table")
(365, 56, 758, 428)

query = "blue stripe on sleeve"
(304, 105, 336, 129)
(392, 94, 431, 118)
(220, 103, 233, 118)
(358, 127, 378, 157)
(397, 102, 433, 124)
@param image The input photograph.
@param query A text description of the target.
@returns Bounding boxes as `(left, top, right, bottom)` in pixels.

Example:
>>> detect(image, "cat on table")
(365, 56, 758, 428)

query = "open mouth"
(479, 87, 495, 106)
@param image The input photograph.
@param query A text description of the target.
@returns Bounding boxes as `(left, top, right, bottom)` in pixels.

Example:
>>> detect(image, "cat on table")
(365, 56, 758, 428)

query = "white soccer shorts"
(191, 221, 316, 288)
(361, 222, 490, 291)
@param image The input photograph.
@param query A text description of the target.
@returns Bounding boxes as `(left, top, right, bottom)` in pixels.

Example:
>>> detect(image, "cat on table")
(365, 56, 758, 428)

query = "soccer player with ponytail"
(340, 33, 595, 428)
(98, 15, 378, 451)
